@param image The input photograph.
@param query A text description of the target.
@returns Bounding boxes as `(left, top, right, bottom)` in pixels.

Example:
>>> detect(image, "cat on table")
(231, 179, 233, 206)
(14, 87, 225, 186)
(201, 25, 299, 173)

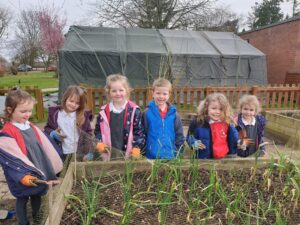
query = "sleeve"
(174, 112, 185, 149)
(186, 119, 197, 148)
(94, 114, 103, 141)
(227, 124, 238, 155)
(132, 108, 146, 150)
(3, 165, 26, 184)
(44, 109, 56, 135)
(258, 115, 267, 153)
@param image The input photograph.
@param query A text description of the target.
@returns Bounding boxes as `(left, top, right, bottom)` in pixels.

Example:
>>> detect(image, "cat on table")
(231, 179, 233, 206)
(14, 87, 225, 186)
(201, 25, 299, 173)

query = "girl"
(0, 89, 63, 225)
(94, 74, 145, 161)
(186, 93, 238, 159)
(44, 85, 94, 161)
(236, 94, 266, 157)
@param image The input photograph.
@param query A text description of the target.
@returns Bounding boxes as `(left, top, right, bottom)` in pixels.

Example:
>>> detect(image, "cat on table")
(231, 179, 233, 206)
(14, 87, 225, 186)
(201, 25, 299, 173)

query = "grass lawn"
(0, 71, 58, 89)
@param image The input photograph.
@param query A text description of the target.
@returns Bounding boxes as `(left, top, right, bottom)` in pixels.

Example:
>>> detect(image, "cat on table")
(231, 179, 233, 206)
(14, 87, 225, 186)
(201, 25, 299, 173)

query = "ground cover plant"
(61, 152, 300, 225)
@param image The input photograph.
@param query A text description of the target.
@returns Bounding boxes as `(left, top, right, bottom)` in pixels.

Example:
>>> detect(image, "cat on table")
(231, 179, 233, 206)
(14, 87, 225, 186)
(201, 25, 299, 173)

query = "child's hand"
(83, 152, 94, 161)
(45, 179, 61, 186)
(20, 175, 38, 187)
(131, 147, 141, 159)
(96, 142, 108, 153)
(193, 140, 206, 150)
(50, 129, 67, 142)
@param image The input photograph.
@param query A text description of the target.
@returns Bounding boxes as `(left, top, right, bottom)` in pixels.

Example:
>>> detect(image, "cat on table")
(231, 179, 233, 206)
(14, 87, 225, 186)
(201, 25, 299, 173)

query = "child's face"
(65, 95, 80, 113)
(109, 81, 127, 105)
(153, 86, 170, 108)
(8, 100, 34, 124)
(208, 100, 223, 122)
(241, 104, 256, 121)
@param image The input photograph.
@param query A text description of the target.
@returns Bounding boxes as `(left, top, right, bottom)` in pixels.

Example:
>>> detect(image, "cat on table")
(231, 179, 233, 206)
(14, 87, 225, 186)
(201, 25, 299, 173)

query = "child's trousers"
(16, 195, 41, 225)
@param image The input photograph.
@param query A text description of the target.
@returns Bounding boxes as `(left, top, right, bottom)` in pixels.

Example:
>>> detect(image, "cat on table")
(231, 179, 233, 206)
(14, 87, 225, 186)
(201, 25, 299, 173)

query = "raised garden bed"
(265, 110, 300, 149)
(42, 154, 300, 225)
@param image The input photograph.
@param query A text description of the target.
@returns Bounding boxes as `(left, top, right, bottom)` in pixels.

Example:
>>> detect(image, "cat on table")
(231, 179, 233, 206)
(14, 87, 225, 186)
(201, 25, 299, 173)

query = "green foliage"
(0, 72, 58, 89)
(248, 0, 284, 29)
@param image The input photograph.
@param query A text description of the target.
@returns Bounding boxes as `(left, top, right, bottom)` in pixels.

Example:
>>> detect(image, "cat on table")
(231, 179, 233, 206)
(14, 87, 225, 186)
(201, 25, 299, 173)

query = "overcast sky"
(0, 0, 293, 60)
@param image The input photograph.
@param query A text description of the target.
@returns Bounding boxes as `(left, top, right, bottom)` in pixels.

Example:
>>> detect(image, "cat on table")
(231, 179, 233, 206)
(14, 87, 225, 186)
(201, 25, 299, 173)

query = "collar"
(61, 110, 76, 118)
(12, 121, 31, 130)
(209, 119, 222, 124)
(109, 100, 127, 113)
(242, 117, 256, 126)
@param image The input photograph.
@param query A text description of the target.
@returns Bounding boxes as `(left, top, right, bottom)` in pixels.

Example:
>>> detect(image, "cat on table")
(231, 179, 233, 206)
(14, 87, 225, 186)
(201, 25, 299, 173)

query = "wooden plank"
(189, 90, 194, 113)
(183, 88, 188, 111)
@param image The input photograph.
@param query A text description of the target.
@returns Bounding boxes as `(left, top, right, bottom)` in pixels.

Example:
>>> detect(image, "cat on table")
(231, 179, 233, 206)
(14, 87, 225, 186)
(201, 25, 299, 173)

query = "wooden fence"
(84, 84, 300, 114)
(0, 87, 44, 121)
(1, 84, 299, 121)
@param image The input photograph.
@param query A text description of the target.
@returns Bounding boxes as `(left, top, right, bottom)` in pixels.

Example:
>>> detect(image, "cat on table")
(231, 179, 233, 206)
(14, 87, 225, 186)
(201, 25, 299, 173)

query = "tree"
(247, 0, 284, 29)
(93, 0, 215, 29)
(38, 9, 65, 71)
(0, 7, 11, 39)
(194, 6, 240, 32)
(13, 10, 41, 66)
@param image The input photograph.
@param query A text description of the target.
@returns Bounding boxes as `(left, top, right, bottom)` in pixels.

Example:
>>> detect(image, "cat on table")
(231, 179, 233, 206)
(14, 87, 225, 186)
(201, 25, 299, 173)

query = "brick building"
(239, 17, 300, 84)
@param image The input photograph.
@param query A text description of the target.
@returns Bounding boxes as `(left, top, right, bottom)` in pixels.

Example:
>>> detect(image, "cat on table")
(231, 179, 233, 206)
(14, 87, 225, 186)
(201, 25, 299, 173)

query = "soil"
(61, 164, 300, 225)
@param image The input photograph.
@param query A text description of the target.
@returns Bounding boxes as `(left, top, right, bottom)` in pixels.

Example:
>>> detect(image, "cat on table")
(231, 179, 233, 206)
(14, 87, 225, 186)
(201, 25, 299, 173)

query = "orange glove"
(20, 175, 38, 187)
(131, 147, 141, 159)
(96, 142, 107, 153)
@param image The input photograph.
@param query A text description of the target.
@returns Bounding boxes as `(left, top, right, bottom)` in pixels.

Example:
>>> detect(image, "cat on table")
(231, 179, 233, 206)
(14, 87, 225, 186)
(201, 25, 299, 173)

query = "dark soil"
(61, 164, 300, 225)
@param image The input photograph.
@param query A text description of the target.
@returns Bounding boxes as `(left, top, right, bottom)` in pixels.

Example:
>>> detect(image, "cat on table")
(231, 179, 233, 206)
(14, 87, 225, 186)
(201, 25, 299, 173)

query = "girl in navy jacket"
(186, 93, 238, 159)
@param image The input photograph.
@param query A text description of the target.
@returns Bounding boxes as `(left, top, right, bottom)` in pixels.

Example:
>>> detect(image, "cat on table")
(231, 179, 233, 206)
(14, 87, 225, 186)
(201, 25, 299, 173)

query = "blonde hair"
(238, 94, 261, 114)
(152, 78, 172, 93)
(61, 85, 86, 127)
(5, 89, 35, 120)
(105, 74, 131, 100)
(197, 93, 233, 124)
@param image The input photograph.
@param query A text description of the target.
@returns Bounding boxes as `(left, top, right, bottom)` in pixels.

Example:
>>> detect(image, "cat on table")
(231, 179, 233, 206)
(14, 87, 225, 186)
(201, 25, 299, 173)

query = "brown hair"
(197, 93, 233, 124)
(237, 94, 261, 114)
(5, 88, 35, 119)
(61, 85, 86, 127)
(152, 78, 172, 93)
(105, 74, 131, 101)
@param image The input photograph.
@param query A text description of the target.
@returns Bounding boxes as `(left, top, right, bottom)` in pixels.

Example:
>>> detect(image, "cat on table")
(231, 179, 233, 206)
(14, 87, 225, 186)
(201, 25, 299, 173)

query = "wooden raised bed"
(43, 157, 293, 225)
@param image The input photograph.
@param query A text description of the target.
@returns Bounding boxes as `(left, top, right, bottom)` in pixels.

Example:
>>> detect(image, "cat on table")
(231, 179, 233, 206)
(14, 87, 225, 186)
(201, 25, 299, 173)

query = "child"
(0, 89, 63, 225)
(94, 74, 145, 161)
(236, 94, 266, 157)
(143, 78, 185, 159)
(186, 93, 238, 159)
(44, 85, 93, 160)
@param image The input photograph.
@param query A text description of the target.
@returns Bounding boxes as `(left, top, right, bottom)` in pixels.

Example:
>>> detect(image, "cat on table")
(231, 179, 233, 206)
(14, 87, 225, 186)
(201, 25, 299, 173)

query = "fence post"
(252, 85, 258, 96)
(34, 88, 44, 121)
(146, 87, 152, 103)
(206, 86, 212, 96)
(85, 87, 94, 114)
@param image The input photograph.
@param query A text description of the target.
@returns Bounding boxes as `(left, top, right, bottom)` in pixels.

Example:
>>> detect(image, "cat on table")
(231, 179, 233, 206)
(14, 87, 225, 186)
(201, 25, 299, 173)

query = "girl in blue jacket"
(0, 89, 63, 225)
(143, 78, 185, 159)
(186, 93, 238, 159)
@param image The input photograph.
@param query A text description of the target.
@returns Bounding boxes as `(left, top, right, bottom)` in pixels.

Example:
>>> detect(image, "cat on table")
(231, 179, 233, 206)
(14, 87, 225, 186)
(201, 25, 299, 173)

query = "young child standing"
(236, 94, 267, 157)
(143, 78, 185, 159)
(0, 89, 63, 225)
(44, 85, 93, 160)
(186, 93, 238, 159)
(94, 74, 145, 161)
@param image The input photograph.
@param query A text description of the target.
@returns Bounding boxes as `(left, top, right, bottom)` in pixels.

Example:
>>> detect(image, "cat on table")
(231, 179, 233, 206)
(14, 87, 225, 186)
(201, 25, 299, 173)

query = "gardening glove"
(83, 152, 94, 161)
(96, 142, 108, 153)
(50, 128, 66, 142)
(20, 175, 38, 187)
(192, 140, 206, 150)
(131, 147, 141, 159)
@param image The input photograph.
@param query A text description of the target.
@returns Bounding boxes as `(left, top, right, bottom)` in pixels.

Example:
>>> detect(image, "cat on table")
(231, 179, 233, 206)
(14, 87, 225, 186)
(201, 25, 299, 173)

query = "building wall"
(239, 19, 300, 84)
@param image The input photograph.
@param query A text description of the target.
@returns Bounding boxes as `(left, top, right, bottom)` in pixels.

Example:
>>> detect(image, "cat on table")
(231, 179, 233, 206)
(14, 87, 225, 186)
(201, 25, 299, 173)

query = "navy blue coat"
(186, 119, 238, 159)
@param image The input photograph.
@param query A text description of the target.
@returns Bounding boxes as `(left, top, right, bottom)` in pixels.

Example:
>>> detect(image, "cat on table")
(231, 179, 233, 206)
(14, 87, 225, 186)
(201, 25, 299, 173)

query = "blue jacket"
(143, 100, 185, 159)
(186, 118, 238, 159)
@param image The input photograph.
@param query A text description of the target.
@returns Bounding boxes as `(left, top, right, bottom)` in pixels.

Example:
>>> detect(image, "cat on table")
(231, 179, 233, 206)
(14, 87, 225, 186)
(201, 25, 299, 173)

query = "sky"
(0, 0, 294, 60)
